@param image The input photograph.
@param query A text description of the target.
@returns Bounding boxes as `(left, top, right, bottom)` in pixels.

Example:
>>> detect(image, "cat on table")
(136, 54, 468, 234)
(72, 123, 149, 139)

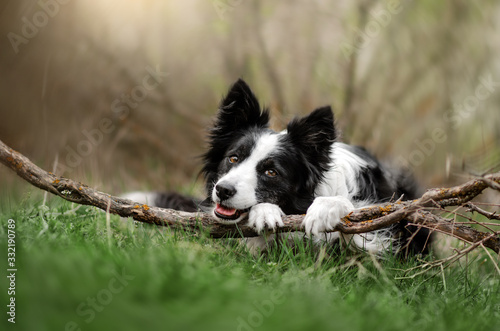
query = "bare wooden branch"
(1, 139, 499, 253)
(409, 211, 500, 251)
(465, 202, 500, 220)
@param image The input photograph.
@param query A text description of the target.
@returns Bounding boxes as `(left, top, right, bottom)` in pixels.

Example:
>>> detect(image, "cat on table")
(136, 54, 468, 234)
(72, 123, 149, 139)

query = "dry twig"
(1, 139, 499, 253)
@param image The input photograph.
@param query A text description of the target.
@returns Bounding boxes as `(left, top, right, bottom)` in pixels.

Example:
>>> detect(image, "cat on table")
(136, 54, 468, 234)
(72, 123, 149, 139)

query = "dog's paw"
(248, 203, 284, 233)
(302, 196, 354, 237)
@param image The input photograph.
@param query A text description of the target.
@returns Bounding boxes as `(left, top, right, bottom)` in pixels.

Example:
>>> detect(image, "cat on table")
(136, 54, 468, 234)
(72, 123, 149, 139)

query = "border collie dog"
(125, 79, 431, 256)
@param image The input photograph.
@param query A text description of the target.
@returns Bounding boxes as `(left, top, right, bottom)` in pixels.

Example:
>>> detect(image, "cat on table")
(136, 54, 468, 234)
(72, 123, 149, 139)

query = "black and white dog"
(124, 79, 431, 256)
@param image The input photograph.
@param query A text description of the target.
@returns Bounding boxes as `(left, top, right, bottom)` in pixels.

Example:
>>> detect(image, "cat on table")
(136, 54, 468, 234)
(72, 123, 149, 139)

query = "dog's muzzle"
(213, 182, 249, 221)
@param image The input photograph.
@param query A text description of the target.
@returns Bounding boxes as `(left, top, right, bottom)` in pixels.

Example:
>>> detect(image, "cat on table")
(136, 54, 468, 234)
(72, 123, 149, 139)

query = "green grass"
(1, 197, 499, 331)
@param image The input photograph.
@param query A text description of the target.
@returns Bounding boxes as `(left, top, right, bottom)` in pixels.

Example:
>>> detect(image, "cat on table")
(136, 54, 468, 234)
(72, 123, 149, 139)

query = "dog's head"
(202, 79, 337, 223)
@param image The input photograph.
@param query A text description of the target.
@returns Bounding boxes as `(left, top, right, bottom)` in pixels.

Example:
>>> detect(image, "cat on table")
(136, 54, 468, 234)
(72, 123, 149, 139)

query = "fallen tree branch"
(465, 202, 500, 220)
(1, 139, 499, 253)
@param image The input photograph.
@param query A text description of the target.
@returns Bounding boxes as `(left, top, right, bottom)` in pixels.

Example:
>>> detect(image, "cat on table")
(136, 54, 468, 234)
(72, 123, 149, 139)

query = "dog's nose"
(215, 182, 236, 201)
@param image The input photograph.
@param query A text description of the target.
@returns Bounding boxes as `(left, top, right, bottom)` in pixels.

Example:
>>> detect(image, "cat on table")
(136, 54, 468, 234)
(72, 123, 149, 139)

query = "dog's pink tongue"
(215, 204, 237, 217)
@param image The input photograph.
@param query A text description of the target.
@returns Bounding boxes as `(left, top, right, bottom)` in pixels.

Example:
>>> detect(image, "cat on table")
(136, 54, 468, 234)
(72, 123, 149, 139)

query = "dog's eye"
(265, 169, 278, 177)
(228, 155, 239, 164)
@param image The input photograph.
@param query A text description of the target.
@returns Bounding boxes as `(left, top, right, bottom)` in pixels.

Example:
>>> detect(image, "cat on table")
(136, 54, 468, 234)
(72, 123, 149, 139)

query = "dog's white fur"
(248, 203, 285, 233)
(215, 142, 395, 254)
(211, 133, 281, 224)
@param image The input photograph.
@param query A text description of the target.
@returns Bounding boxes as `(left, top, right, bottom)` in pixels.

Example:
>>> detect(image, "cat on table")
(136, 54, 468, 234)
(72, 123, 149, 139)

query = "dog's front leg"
(302, 196, 354, 241)
(247, 203, 285, 233)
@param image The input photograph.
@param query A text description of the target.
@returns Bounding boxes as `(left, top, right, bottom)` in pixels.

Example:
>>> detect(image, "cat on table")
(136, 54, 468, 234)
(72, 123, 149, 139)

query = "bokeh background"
(1, 0, 500, 201)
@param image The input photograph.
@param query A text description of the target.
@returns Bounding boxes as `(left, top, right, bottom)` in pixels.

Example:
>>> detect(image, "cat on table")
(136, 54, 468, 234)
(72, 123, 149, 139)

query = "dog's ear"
(286, 106, 336, 187)
(287, 106, 336, 152)
(215, 79, 269, 133)
(201, 79, 269, 196)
